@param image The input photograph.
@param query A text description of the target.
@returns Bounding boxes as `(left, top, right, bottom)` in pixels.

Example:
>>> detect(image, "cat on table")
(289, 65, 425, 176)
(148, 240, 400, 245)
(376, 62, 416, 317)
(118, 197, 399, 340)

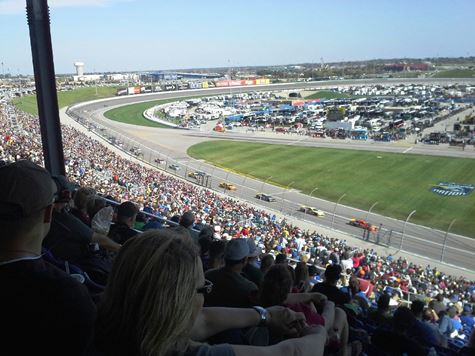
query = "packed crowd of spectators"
(1, 102, 475, 355)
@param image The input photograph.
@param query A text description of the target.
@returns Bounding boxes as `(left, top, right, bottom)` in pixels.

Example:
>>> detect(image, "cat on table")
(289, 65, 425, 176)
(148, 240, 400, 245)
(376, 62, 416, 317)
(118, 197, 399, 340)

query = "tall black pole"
(26, 0, 65, 176)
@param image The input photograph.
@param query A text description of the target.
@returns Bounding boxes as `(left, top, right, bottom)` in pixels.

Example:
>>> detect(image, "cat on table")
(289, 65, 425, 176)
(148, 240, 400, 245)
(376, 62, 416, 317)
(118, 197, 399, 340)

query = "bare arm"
(92, 232, 121, 252)
(191, 306, 306, 342)
(320, 301, 335, 332)
(232, 325, 327, 356)
(191, 307, 260, 341)
(285, 292, 328, 306)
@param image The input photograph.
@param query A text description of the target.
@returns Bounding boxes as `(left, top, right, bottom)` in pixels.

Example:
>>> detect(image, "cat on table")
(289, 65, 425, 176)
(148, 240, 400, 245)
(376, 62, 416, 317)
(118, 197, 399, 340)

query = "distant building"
(72, 74, 102, 82)
(384, 63, 429, 72)
(106, 73, 139, 82)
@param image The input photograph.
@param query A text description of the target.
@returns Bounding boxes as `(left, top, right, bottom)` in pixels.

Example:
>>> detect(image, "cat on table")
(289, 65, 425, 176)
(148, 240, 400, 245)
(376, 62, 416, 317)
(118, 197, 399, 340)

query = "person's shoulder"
(1, 258, 95, 313)
(311, 282, 327, 292)
(235, 272, 258, 291)
(40, 260, 94, 297)
(204, 267, 223, 280)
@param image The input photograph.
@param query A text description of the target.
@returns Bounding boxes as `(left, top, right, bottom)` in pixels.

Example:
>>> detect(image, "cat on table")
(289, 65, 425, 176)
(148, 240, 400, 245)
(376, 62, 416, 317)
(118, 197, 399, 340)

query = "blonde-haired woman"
(94, 229, 327, 356)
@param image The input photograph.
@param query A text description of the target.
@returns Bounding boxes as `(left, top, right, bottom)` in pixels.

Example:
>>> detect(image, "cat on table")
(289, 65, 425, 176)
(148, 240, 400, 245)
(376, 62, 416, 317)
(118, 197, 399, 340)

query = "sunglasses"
(197, 279, 213, 295)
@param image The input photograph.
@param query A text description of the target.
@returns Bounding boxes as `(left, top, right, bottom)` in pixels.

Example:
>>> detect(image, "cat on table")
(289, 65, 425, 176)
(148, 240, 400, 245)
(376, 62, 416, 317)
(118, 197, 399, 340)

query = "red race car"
(349, 218, 379, 232)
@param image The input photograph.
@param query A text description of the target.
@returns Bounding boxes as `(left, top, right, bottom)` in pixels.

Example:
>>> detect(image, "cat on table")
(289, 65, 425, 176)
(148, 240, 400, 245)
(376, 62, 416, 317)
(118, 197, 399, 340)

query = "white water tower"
(74, 62, 85, 76)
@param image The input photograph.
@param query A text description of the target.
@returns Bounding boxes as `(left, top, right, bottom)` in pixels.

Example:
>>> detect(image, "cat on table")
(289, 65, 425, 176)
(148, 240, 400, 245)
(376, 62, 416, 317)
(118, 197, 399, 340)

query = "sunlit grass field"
(13, 86, 118, 115)
(188, 140, 475, 237)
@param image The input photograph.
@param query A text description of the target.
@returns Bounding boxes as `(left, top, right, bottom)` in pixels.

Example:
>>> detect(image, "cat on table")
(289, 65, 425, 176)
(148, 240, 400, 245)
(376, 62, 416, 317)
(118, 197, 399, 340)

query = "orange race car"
(349, 218, 379, 232)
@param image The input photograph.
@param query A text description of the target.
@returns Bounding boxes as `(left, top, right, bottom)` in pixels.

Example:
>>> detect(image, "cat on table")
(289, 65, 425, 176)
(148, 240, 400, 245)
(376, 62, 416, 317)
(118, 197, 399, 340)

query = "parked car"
(219, 182, 237, 191)
(255, 193, 276, 202)
(349, 218, 378, 232)
(299, 205, 325, 216)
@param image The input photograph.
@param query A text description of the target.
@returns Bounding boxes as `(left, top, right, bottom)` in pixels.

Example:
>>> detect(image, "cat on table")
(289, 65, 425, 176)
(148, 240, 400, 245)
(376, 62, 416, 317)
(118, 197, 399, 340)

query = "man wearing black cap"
(108, 201, 139, 244)
(0, 160, 96, 355)
(205, 238, 258, 308)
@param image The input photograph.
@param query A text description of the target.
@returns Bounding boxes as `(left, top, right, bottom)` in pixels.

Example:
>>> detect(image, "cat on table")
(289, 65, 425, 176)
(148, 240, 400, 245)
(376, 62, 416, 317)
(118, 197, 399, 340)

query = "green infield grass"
(13, 86, 118, 115)
(188, 140, 475, 237)
(103, 96, 213, 128)
(432, 69, 475, 78)
(103, 99, 178, 128)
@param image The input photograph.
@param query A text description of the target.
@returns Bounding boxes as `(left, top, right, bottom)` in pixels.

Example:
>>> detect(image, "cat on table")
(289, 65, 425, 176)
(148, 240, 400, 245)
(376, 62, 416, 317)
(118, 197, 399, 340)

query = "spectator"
(108, 201, 139, 245)
(432, 293, 447, 314)
(208, 239, 226, 271)
(133, 211, 147, 231)
(372, 306, 428, 356)
(367, 293, 392, 329)
(259, 264, 361, 356)
(0, 160, 96, 355)
(142, 216, 164, 231)
(95, 229, 328, 356)
(275, 253, 288, 265)
(410, 300, 440, 347)
(422, 308, 447, 348)
(294, 261, 310, 293)
(198, 239, 212, 269)
(341, 276, 370, 308)
(460, 304, 475, 331)
(448, 306, 463, 334)
(87, 195, 107, 220)
(312, 264, 351, 306)
(260, 254, 274, 275)
(340, 251, 353, 272)
(308, 265, 321, 289)
(205, 238, 258, 308)
(438, 310, 456, 338)
(71, 187, 96, 226)
(171, 211, 199, 241)
(459, 328, 475, 356)
(43, 175, 121, 285)
(242, 238, 263, 287)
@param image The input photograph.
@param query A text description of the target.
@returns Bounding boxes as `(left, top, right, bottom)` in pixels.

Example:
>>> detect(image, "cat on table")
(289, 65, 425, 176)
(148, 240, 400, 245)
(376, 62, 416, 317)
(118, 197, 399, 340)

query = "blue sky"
(1, 0, 474, 75)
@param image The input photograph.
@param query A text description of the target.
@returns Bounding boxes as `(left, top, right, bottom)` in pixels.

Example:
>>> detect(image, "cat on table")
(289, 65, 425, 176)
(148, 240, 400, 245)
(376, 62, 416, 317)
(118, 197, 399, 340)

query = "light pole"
(365, 201, 379, 221)
(399, 210, 416, 250)
(331, 193, 346, 229)
(306, 186, 319, 207)
(260, 175, 273, 194)
(440, 219, 456, 262)
(281, 181, 295, 212)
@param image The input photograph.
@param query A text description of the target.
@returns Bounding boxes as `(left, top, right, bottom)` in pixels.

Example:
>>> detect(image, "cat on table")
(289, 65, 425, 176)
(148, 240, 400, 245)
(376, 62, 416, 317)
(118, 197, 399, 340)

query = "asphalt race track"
(69, 78, 475, 273)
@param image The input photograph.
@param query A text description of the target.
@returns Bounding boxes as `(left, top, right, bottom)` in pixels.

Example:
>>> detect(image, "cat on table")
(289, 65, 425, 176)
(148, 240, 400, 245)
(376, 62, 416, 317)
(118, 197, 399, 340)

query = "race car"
(219, 182, 237, 191)
(255, 193, 276, 202)
(188, 171, 206, 179)
(299, 205, 325, 217)
(349, 218, 379, 232)
(168, 164, 180, 171)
